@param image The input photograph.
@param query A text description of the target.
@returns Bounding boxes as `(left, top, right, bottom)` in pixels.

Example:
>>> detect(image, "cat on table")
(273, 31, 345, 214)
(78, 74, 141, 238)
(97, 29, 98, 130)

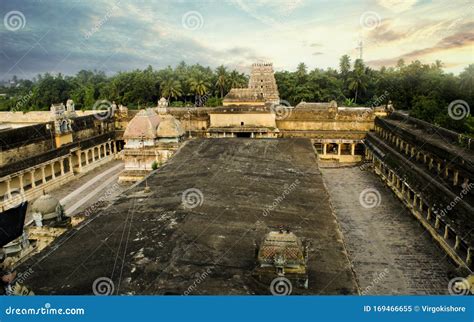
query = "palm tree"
(228, 70, 247, 89)
(161, 78, 182, 101)
(189, 72, 210, 106)
(215, 65, 228, 98)
(348, 59, 368, 104)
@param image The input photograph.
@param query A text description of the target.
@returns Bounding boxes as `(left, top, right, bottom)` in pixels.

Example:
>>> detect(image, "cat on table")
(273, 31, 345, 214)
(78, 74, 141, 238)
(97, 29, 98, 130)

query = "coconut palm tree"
(348, 59, 368, 104)
(228, 70, 247, 89)
(215, 65, 228, 98)
(189, 72, 210, 106)
(161, 78, 182, 101)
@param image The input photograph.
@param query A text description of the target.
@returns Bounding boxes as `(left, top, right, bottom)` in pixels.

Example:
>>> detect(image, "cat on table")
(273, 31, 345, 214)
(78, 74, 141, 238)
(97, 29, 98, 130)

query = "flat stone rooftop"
(19, 138, 357, 295)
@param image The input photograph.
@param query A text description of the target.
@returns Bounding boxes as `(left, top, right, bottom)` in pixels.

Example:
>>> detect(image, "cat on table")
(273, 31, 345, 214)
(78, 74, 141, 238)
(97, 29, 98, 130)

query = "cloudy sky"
(0, 0, 472, 80)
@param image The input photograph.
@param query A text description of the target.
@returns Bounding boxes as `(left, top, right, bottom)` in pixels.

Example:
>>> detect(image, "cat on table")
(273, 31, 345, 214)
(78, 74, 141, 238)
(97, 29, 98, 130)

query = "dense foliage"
(0, 57, 472, 134)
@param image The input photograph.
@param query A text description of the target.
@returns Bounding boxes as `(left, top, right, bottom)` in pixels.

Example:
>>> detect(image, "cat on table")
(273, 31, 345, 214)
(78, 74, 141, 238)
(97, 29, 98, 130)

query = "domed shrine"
(119, 108, 184, 182)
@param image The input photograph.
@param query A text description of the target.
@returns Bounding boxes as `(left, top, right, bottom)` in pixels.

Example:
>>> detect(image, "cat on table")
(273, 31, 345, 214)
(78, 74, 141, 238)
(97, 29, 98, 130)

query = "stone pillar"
(6, 179, 12, 198)
(435, 216, 440, 229)
(77, 151, 83, 171)
(41, 166, 46, 184)
(443, 224, 449, 239)
(30, 170, 36, 188)
(429, 158, 433, 170)
(412, 194, 417, 208)
(50, 162, 56, 179)
(92, 148, 96, 162)
(337, 143, 341, 156)
(114, 141, 118, 154)
(60, 159, 65, 175)
(467, 248, 472, 267)
(18, 174, 24, 193)
(453, 170, 459, 186)
(86, 150, 90, 165)
(427, 207, 432, 221)
(68, 156, 73, 173)
(454, 235, 460, 250)
(323, 144, 327, 155)
(351, 143, 355, 156)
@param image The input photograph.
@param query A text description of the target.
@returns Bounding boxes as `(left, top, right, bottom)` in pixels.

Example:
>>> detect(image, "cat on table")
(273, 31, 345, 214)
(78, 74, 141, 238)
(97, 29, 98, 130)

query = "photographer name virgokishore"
(421, 305, 466, 314)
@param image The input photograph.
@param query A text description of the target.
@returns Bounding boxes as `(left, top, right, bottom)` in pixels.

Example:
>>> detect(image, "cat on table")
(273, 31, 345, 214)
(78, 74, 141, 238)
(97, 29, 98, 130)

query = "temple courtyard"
(18, 138, 456, 295)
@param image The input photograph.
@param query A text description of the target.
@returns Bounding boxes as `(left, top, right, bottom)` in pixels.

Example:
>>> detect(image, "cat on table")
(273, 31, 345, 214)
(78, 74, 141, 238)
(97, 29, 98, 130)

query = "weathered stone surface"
(18, 139, 357, 295)
(321, 167, 457, 295)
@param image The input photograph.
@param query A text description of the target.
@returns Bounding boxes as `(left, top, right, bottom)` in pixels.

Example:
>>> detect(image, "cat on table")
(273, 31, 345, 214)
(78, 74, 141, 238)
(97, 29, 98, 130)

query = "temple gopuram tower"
(223, 63, 280, 106)
(248, 63, 279, 104)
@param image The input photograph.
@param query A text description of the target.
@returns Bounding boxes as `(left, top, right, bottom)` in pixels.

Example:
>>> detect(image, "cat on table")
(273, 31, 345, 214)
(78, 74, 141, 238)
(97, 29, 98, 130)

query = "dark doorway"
(236, 132, 251, 138)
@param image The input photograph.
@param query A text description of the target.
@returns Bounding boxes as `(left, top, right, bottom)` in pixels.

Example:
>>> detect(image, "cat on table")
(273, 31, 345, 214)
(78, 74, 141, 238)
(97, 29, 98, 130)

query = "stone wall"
(210, 113, 276, 128)
(365, 114, 474, 271)
(0, 110, 98, 127)
(0, 123, 55, 166)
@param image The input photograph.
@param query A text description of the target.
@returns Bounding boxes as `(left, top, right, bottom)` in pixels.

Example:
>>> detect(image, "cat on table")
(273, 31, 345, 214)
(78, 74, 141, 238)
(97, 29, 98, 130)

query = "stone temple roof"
(17, 139, 357, 295)
(123, 109, 160, 140)
(156, 114, 184, 138)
